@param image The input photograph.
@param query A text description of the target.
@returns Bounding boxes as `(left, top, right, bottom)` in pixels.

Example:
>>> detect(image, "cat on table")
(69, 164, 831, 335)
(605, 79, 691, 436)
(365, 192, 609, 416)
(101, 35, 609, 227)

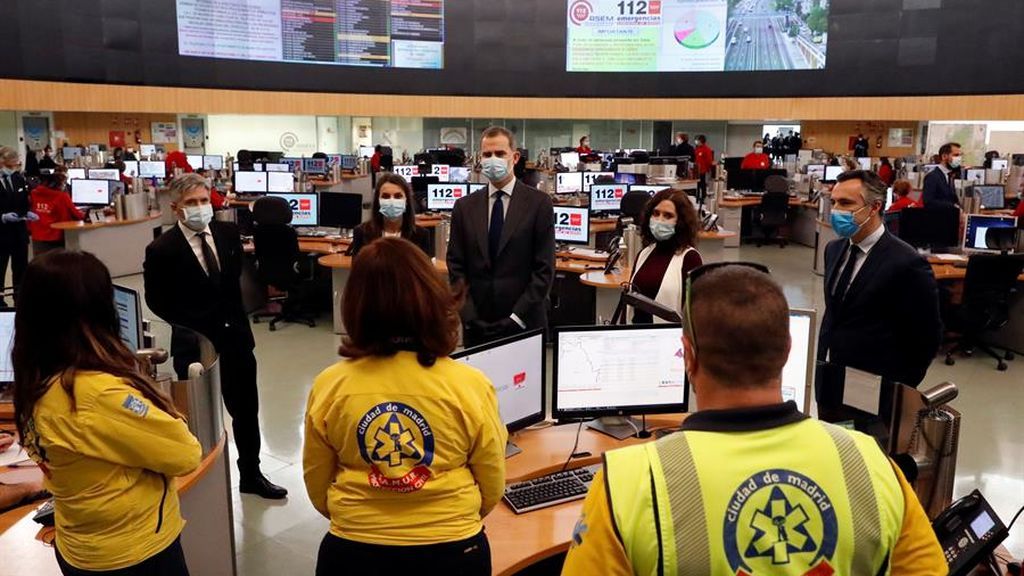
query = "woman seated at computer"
(887, 179, 923, 213)
(629, 189, 703, 323)
(349, 173, 431, 256)
(28, 166, 84, 255)
(12, 251, 202, 575)
(304, 237, 506, 574)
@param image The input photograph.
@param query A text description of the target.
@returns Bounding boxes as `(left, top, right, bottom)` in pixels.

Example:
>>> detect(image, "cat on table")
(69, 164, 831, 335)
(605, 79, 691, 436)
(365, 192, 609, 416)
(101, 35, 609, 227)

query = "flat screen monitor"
(268, 193, 318, 227)
(410, 176, 440, 199)
(991, 159, 1009, 171)
(823, 165, 844, 183)
(186, 155, 204, 171)
(66, 168, 87, 181)
(449, 166, 470, 183)
(582, 171, 615, 190)
(429, 164, 450, 183)
(554, 206, 590, 245)
(319, 192, 363, 229)
(426, 183, 469, 212)
(452, 329, 546, 433)
(340, 155, 359, 170)
(393, 165, 419, 179)
(974, 185, 1005, 210)
(783, 310, 816, 414)
(898, 207, 961, 250)
(62, 147, 82, 160)
(963, 215, 1018, 252)
(138, 161, 165, 178)
(856, 157, 872, 171)
(325, 154, 343, 168)
(806, 164, 826, 181)
(358, 146, 375, 159)
(121, 160, 139, 178)
(555, 172, 583, 194)
(113, 285, 143, 353)
(589, 183, 629, 213)
(203, 155, 224, 170)
(281, 158, 303, 173)
(553, 324, 687, 420)
(0, 311, 14, 383)
(267, 171, 295, 193)
(139, 144, 157, 157)
(964, 168, 986, 186)
(263, 163, 289, 172)
(88, 168, 119, 181)
(469, 183, 488, 194)
(630, 185, 670, 196)
(615, 172, 640, 185)
(560, 152, 581, 171)
(303, 158, 327, 174)
(234, 171, 268, 194)
(71, 179, 111, 206)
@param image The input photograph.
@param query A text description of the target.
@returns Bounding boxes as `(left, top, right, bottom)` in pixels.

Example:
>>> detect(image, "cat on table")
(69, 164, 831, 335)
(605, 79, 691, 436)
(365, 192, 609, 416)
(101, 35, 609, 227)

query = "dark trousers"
(32, 239, 65, 258)
(696, 173, 708, 205)
(316, 531, 490, 576)
(219, 345, 262, 476)
(56, 537, 189, 576)
(0, 231, 28, 302)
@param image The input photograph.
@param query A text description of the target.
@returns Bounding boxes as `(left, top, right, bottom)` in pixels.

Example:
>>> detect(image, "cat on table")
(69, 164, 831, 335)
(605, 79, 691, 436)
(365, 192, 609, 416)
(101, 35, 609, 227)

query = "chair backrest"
(760, 191, 790, 213)
(251, 197, 300, 288)
(962, 253, 1024, 317)
(763, 174, 790, 195)
(619, 191, 652, 221)
(252, 195, 293, 226)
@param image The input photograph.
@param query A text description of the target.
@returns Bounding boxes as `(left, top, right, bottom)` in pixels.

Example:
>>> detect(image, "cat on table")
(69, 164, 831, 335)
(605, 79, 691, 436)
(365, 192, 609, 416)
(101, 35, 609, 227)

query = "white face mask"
(182, 203, 213, 231)
(754, 146, 764, 154)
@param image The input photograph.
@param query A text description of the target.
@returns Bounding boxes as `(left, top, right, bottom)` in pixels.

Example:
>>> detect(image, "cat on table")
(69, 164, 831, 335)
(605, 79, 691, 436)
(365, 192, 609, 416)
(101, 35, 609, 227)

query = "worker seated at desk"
(886, 179, 923, 213)
(28, 166, 81, 256)
(349, 173, 430, 257)
(303, 238, 506, 575)
(12, 251, 202, 575)
(740, 140, 772, 170)
(629, 189, 702, 324)
(562, 264, 945, 575)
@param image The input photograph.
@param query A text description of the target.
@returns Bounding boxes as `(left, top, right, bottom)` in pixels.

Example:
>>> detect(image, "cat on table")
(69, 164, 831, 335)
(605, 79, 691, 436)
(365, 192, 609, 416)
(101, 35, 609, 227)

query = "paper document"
(932, 253, 968, 262)
(0, 441, 29, 467)
(843, 367, 882, 416)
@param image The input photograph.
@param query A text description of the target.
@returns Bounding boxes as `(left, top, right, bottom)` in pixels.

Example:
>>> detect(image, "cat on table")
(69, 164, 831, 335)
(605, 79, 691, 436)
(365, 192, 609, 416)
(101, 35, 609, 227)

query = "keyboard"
(503, 464, 601, 514)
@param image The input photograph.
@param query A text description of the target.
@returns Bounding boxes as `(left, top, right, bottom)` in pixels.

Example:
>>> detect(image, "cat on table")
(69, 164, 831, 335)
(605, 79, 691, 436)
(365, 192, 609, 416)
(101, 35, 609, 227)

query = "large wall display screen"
(567, 0, 829, 72)
(177, 0, 445, 69)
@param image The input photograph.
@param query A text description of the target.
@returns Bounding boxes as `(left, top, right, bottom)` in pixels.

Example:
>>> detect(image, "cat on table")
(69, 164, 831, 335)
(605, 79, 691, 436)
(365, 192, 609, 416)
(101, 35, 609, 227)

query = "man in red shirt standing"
(741, 140, 772, 170)
(28, 167, 84, 255)
(694, 134, 715, 205)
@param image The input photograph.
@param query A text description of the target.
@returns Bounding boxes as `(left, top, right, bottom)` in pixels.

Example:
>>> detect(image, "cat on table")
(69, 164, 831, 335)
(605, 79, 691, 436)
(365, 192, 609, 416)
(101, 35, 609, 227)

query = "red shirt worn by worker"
(1014, 200, 1024, 219)
(741, 152, 771, 170)
(887, 196, 923, 213)
(370, 152, 382, 172)
(878, 164, 895, 185)
(28, 185, 86, 242)
(576, 146, 593, 155)
(695, 144, 715, 175)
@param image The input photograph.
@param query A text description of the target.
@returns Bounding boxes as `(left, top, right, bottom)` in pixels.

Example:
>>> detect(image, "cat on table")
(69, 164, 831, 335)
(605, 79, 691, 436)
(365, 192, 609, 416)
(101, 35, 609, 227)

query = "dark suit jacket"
(447, 181, 555, 329)
(349, 222, 431, 257)
(817, 230, 941, 388)
(0, 172, 29, 239)
(144, 221, 255, 352)
(922, 168, 958, 207)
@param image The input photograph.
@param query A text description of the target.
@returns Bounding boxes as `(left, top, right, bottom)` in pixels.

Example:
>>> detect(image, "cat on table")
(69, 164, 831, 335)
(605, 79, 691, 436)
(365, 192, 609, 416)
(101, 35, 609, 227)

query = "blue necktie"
(489, 191, 504, 261)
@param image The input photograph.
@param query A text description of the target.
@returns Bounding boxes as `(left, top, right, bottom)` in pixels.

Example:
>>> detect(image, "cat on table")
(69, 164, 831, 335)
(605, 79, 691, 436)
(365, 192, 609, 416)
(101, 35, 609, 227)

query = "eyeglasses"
(683, 261, 771, 353)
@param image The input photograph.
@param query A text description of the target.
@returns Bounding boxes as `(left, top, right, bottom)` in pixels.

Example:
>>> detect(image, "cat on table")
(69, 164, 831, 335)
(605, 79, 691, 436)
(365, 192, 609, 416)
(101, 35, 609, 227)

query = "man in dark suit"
(922, 142, 961, 208)
(817, 170, 941, 416)
(448, 126, 555, 345)
(0, 146, 34, 306)
(144, 173, 286, 499)
(672, 133, 695, 159)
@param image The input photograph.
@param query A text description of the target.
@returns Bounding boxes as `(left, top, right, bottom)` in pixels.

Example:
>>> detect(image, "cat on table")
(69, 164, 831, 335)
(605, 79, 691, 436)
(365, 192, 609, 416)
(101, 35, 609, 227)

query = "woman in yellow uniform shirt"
(12, 251, 202, 576)
(304, 237, 507, 575)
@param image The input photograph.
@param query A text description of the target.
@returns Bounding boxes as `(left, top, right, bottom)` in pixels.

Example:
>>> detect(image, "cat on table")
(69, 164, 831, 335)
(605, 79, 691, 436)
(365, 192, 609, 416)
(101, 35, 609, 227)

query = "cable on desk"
(561, 421, 586, 472)
(1007, 503, 1024, 532)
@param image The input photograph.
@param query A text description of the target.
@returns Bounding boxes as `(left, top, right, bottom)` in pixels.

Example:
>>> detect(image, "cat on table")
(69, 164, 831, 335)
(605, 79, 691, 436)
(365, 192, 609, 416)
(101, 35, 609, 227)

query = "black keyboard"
(503, 464, 601, 514)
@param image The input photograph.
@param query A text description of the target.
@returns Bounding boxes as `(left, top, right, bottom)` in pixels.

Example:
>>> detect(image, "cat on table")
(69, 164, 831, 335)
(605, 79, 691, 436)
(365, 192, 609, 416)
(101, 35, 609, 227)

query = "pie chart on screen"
(674, 11, 720, 49)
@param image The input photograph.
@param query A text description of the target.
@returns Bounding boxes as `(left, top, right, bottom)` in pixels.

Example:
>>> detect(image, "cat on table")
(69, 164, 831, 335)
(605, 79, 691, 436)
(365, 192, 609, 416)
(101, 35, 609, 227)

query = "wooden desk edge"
(51, 212, 162, 231)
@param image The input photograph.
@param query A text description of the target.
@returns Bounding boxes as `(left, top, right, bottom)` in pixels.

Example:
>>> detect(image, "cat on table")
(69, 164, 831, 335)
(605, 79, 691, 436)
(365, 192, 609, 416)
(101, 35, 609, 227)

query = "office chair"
(250, 196, 317, 331)
(763, 174, 789, 195)
(943, 253, 1024, 371)
(617, 190, 652, 228)
(754, 191, 790, 247)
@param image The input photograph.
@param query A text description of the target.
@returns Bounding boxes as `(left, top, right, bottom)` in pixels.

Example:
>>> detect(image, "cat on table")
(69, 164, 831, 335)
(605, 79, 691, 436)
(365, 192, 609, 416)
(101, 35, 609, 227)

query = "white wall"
(316, 116, 340, 154)
(206, 114, 318, 158)
(726, 124, 765, 158)
(0, 112, 18, 149)
(371, 117, 424, 159)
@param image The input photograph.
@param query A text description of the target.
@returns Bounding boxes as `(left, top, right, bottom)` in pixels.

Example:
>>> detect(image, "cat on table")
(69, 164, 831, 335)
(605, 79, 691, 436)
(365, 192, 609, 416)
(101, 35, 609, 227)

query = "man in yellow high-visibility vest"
(562, 264, 946, 576)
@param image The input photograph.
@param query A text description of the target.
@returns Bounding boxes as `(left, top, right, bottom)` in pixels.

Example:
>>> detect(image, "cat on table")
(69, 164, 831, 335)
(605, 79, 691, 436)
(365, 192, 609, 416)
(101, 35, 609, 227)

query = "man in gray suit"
(448, 126, 555, 345)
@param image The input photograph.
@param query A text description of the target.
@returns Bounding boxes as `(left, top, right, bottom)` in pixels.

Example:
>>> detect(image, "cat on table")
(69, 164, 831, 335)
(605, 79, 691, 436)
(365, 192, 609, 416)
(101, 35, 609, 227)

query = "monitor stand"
(505, 441, 522, 459)
(587, 416, 643, 440)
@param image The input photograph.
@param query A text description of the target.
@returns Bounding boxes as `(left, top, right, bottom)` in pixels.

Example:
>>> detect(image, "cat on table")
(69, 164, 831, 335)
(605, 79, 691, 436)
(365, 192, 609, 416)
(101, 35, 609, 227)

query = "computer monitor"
(0, 311, 14, 383)
(469, 183, 488, 194)
(964, 168, 986, 186)
(589, 183, 629, 213)
(138, 161, 165, 178)
(340, 155, 359, 171)
(139, 144, 157, 157)
(234, 171, 268, 194)
(281, 158, 303, 173)
(113, 285, 144, 353)
(552, 324, 687, 420)
(324, 154, 343, 168)
(393, 165, 419, 179)
(449, 166, 470, 183)
(429, 164, 450, 183)
(87, 168, 119, 181)
(556, 172, 583, 194)
(268, 193, 319, 227)
(262, 163, 288, 172)
(186, 155, 204, 171)
(358, 146, 375, 159)
(823, 165, 844, 183)
(885, 187, 894, 211)
(267, 171, 295, 193)
(857, 157, 872, 171)
(615, 172, 640, 185)
(203, 155, 224, 170)
(806, 164, 826, 181)
(426, 183, 469, 212)
(554, 206, 590, 245)
(963, 214, 1018, 253)
(62, 147, 82, 161)
(71, 179, 111, 206)
(783, 310, 816, 414)
(121, 160, 139, 178)
(973, 185, 1005, 209)
(560, 151, 581, 171)
(452, 329, 546, 434)
(319, 192, 363, 229)
(303, 158, 327, 174)
(582, 171, 615, 190)
(410, 176, 440, 203)
(630, 185, 670, 196)
(66, 168, 87, 181)
(991, 159, 1009, 171)
(898, 206, 961, 251)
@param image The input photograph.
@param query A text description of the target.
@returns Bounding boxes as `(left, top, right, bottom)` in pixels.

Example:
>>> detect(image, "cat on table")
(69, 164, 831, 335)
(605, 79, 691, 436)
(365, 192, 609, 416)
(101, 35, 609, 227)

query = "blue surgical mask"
(949, 156, 962, 169)
(649, 219, 676, 242)
(830, 206, 867, 238)
(182, 203, 214, 232)
(379, 198, 406, 220)
(481, 157, 511, 182)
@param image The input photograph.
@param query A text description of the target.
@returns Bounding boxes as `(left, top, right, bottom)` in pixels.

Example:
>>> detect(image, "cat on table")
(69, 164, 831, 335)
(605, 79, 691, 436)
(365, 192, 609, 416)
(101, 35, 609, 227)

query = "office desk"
(484, 415, 685, 575)
(52, 213, 162, 277)
(718, 196, 818, 248)
(309, 174, 373, 196)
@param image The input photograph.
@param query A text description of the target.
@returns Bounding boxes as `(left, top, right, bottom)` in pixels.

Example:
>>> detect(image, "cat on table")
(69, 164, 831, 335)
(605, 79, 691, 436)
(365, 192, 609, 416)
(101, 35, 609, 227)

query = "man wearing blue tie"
(447, 126, 555, 346)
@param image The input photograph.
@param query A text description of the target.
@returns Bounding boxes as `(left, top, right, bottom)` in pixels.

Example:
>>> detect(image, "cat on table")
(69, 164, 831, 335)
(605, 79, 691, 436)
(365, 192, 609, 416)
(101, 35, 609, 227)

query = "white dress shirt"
(831, 223, 884, 294)
(487, 177, 516, 230)
(177, 221, 220, 275)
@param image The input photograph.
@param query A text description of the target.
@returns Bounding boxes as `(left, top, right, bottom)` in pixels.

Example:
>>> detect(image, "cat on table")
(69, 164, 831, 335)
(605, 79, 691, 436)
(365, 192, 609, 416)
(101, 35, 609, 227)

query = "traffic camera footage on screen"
(567, 0, 830, 72)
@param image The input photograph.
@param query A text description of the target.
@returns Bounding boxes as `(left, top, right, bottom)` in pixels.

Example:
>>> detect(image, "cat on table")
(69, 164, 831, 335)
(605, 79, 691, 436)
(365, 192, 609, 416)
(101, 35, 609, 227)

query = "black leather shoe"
(239, 473, 288, 500)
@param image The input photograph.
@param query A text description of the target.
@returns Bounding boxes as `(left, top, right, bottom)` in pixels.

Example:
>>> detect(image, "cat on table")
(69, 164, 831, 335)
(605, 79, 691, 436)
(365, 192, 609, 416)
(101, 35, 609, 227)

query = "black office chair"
(754, 191, 790, 247)
(250, 196, 317, 331)
(944, 253, 1024, 371)
(763, 174, 789, 195)
(617, 190, 652, 233)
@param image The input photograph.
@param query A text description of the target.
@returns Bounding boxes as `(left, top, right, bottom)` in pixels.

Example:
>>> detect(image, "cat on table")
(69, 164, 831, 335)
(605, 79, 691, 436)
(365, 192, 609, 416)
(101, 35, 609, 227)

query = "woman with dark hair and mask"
(13, 251, 201, 575)
(348, 172, 430, 257)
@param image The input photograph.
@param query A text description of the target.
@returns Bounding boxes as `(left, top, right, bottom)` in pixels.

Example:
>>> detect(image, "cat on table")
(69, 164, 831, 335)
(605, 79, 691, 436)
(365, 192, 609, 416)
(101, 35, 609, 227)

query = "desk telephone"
(932, 490, 1008, 576)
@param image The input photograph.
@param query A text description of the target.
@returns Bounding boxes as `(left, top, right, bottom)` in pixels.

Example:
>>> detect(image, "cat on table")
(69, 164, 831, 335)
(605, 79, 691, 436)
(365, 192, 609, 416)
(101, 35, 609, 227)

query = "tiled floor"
(117, 243, 1024, 574)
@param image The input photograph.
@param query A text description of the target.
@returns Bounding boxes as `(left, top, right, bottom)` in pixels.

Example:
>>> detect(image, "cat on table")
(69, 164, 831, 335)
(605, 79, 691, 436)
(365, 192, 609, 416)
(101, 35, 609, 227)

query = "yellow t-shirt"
(26, 371, 202, 571)
(303, 352, 508, 545)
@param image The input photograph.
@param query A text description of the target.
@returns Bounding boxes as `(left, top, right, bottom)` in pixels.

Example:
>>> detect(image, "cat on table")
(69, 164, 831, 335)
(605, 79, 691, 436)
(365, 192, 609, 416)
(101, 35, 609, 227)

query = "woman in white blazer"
(628, 189, 703, 323)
